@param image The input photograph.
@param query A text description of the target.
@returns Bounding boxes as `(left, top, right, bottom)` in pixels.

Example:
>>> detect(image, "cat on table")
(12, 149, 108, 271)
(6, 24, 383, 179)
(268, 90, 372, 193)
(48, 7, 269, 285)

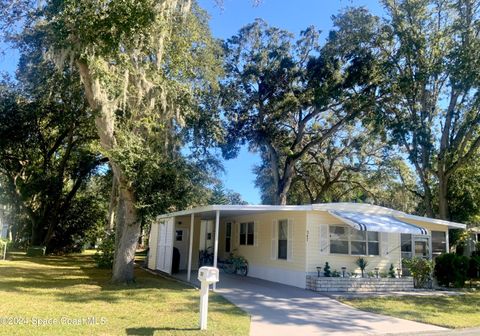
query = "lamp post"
(374, 267, 379, 278)
(396, 268, 402, 278)
(316, 267, 322, 277)
(341, 267, 347, 277)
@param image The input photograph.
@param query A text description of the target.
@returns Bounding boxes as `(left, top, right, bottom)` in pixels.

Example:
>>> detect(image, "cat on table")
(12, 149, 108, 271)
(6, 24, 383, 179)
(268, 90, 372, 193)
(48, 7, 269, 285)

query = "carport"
(150, 204, 309, 289)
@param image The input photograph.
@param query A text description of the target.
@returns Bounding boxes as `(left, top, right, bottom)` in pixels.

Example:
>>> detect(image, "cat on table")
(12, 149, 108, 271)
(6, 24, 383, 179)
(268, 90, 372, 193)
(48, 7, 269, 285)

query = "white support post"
(187, 213, 194, 282)
(213, 210, 220, 291)
(199, 281, 209, 330)
(428, 231, 433, 260)
(446, 229, 450, 253)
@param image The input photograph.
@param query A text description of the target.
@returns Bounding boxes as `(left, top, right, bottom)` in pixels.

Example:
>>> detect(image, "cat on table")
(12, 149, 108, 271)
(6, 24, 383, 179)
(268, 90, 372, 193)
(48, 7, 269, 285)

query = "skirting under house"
(306, 275, 414, 292)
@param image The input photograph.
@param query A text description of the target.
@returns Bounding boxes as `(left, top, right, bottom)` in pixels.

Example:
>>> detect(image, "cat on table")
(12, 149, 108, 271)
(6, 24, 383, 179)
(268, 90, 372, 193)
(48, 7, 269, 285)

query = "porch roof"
(328, 210, 429, 235)
(156, 203, 466, 229)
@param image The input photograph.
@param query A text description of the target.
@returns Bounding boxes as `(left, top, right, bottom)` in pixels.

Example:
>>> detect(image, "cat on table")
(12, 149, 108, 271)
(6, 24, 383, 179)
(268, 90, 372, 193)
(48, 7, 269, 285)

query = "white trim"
(187, 213, 194, 282)
(156, 203, 466, 229)
(213, 210, 220, 291)
(397, 213, 465, 229)
(156, 204, 313, 219)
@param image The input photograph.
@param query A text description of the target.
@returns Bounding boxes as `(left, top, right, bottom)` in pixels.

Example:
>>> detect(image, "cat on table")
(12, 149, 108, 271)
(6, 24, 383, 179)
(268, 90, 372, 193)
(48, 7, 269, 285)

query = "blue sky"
(0, 0, 384, 204)
(198, 0, 384, 204)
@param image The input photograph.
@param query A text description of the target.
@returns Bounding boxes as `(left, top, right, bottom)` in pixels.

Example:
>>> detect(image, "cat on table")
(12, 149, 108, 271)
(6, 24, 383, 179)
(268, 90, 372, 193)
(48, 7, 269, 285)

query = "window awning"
(328, 210, 429, 235)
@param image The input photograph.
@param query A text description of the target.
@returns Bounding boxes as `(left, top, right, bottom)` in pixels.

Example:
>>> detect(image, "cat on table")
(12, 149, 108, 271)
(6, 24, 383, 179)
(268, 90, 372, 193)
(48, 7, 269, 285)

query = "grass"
(0, 251, 249, 336)
(340, 292, 480, 329)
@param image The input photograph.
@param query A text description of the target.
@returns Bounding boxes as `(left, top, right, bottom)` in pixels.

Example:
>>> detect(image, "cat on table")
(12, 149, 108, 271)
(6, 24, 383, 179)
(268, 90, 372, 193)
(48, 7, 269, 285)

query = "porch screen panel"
(432, 231, 446, 256)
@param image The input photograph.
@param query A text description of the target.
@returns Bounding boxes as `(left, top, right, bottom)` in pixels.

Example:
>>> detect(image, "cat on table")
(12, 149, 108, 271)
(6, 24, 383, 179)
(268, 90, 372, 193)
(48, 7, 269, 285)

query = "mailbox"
(197, 266, 219, 330)
(197, 266, 219, 284)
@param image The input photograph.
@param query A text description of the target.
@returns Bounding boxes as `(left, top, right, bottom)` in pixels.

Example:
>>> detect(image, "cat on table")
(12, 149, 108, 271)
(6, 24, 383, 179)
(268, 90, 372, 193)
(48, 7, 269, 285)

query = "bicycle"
(199, 246, 214, 267)
(222, 252, 248, 276)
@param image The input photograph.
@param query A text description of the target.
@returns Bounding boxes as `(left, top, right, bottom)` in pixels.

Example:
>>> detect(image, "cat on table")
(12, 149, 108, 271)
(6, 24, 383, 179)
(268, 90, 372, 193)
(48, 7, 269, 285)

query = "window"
(401, 233, 412, 259)
(225, 223, 232, 253)
(351, 229, 366, 255)
(175, 230, 183, 241)
(367, 232, 379, 256)
(278, 220, 288, 259)
(329, 225, 379, 256)
(240, 222, 254, 246)
(330, 226, 349, 254)
(432, 231, 446, 256)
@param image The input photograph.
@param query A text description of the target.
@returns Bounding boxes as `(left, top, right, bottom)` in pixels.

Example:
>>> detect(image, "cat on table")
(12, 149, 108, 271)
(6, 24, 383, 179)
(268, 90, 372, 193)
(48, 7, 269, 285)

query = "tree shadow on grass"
(0, 253, 197, 302)
(126, 327, 199, 336)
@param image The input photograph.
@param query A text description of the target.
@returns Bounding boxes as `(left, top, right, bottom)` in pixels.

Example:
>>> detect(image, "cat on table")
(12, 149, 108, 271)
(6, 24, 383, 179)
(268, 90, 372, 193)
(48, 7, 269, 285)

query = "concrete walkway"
(211, 274, 448, 336)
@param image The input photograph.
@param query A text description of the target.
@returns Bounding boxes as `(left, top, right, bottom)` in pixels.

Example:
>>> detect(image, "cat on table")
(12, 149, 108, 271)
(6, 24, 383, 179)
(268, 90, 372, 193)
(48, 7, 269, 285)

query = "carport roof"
(156, 203, 466, 229)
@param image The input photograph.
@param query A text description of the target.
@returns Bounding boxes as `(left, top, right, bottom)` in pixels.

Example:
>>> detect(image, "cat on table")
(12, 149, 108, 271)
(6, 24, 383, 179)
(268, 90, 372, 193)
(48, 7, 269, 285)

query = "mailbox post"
(197, 266, 219, 330)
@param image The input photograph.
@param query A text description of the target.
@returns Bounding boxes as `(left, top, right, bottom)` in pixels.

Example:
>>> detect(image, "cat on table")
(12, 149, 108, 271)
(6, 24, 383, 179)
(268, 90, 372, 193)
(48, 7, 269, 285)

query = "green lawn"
(0, 252, 249, 336)
(340, 293, 480, 329)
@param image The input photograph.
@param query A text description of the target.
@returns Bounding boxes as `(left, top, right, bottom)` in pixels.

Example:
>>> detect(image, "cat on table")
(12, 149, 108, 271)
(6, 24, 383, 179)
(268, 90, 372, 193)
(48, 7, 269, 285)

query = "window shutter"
(287, 219, 294, 261)
(271, 220, 278, 260)
(319, 224, 329, 255)
(380, 232, 389, 256)
(235, 222, 240, 248)
(254, 221, 259, 247)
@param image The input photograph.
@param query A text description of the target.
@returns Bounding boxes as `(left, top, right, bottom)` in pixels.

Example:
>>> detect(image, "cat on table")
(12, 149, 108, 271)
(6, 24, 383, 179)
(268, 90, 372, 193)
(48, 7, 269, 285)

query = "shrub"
(388, 263, 396, 278)
(332, 269, 341, 277)
(468, 255, 480, 279)
(93, 233, 115, 269)
(434, 253, 469, 288)
(324, 261, 331, 277)
(403, 257, 433, 288)
(26, 246, 46, 256)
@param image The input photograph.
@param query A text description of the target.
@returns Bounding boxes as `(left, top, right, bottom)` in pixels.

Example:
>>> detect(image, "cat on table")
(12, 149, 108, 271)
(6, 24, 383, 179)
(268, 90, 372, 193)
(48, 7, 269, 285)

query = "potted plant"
(388, 263, 396, 278)
(356, 257, 368, 278)
(324, 261, 331, 277)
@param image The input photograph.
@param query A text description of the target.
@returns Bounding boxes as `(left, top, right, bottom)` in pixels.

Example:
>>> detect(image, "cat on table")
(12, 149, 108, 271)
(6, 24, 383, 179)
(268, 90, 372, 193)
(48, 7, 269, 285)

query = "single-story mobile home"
(148, 203, 466, 289)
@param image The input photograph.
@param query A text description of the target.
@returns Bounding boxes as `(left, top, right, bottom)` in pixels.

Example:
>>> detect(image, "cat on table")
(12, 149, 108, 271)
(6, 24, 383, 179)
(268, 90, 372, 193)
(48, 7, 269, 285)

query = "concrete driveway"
(214, 274, 447, 336)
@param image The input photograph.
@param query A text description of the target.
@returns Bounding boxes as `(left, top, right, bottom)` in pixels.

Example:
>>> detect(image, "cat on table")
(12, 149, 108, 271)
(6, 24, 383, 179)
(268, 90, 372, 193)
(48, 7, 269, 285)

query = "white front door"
(156, 217, 174, 274)
(199, 220, 214, 252)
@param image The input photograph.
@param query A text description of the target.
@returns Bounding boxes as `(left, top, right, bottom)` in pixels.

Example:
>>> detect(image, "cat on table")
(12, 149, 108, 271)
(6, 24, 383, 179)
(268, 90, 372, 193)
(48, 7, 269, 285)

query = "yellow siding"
(149, 210, 449, 278)
(219, 211, 307, 272)
(174, 215, 203, 270)
(306, 211, 402, 275)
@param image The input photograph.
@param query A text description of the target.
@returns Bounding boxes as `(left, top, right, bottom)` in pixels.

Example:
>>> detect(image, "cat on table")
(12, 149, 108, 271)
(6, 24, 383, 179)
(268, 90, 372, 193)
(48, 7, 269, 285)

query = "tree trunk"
(111, 183, 141, 283)
(276, 161, 295, 206)
(423, 183, 435, 218)
(438, 173, 449, 220)
(77, 60, 139, 283)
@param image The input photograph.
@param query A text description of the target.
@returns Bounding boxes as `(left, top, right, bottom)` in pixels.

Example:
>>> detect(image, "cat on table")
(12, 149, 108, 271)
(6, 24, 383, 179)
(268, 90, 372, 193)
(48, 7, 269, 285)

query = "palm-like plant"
(356, 257, 368, 278)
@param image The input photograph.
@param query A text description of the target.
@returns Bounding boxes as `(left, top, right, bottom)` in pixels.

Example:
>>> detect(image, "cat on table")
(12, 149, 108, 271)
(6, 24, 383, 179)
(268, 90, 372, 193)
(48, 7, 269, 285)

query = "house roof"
(156, 203, 466, 229)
